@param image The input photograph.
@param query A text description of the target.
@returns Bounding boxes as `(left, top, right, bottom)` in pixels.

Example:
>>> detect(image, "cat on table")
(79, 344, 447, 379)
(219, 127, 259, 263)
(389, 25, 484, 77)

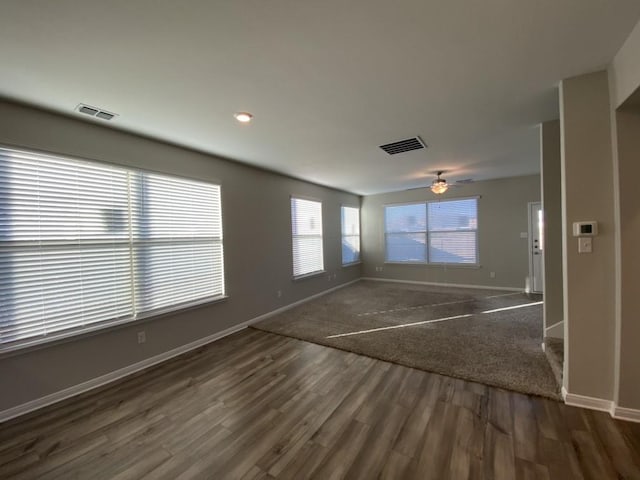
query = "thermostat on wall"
(573, 221, 598, 237)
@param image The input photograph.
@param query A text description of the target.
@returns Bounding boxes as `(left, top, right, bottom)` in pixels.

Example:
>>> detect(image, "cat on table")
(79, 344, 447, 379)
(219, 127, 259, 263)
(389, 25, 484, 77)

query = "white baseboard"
(361, 277, 523, 292)
(0, 278, 361, 423)
(612, 406, 640, 423)
(562, 388, 640, 423)
(563, 391, 614, 413)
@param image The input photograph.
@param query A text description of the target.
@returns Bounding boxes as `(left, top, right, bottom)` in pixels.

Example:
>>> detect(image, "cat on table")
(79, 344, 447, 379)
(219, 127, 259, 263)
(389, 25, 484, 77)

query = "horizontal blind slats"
(1, 146, 225, 348)
(291, 198, 323, 277)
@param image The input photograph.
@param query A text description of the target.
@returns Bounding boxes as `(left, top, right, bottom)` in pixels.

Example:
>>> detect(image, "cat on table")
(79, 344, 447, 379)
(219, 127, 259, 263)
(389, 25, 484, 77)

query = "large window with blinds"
(0, 146, 224, 350)
(384, 198, 478, 265)
(341, 206, 360, 265)
(291, 197, 324, 278)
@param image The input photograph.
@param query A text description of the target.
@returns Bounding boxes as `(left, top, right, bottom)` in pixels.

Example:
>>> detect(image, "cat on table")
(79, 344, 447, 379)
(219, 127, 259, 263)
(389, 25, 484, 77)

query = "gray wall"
(611, 18, 640, 108)
(361, 175, 540, 289)
(0, 100, 361, 413)
(610, 18, 640, 413)
(559, 71, 616, 400)
(615, 100, 640, 409)
(540, 120, 564, 338)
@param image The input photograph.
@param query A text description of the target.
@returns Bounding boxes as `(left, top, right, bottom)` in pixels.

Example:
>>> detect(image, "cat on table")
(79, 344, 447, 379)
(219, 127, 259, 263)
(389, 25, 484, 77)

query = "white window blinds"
(428, 198, 477, 264)
(384, 198, 478, 264)
(341, 206, 360, 264)
(385, 203, 427, 262)
(130, 172, 224, 314)
(0, 146, 224, 349)
(291, 197, 324, 277)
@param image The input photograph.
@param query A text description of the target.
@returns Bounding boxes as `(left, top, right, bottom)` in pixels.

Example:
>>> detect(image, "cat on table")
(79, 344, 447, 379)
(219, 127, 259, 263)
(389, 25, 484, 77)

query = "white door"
(528, 202, 544, 293)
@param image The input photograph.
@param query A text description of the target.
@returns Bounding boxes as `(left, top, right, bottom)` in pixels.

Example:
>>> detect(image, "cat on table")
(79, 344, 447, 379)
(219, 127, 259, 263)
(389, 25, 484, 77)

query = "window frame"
(383, 196, 480, 267)
(340, 204, 361, 266)
(290, 195, 325, 280)
(0, 144, 227, 354)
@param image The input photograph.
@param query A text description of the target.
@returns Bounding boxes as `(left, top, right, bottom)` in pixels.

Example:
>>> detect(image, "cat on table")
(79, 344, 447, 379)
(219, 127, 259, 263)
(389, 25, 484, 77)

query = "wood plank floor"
(1, 328, 640, 479)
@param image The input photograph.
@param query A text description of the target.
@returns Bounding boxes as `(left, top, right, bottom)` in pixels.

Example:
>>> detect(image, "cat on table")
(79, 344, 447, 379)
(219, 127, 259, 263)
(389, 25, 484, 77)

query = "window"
(291, 197, 323, 277)
(384, 198, 478, 264)
(0, 146, 224, 349)
(341, 206, 360, 265)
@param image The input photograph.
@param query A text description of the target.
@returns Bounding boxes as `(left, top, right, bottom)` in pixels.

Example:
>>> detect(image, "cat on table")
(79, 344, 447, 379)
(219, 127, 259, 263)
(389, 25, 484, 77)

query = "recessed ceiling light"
(234, 112, 253, 123)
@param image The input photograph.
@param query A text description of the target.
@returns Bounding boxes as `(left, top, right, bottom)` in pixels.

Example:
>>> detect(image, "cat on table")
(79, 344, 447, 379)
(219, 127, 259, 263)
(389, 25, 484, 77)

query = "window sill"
(292, 270, 326, 281)
(0, 295, 229, 358)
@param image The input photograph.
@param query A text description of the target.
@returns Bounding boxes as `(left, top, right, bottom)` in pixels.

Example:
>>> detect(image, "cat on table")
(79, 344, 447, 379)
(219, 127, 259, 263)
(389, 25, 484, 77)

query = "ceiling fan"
(404, 170, 474, 194)
(430, 171, 449, 194)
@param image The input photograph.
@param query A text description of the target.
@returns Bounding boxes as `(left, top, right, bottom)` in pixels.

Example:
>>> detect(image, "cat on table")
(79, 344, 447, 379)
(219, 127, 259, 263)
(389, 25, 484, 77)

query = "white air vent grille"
(379, 136, 426, 155)
(76, 104, 117, 121)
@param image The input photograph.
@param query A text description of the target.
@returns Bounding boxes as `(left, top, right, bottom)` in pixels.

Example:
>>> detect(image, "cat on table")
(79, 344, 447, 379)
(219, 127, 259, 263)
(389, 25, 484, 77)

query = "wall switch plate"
(137, 331, 146, 344)
(578, 237, 592, 253)
(490, 271, 496, 278)
(520, 232, 528, 238)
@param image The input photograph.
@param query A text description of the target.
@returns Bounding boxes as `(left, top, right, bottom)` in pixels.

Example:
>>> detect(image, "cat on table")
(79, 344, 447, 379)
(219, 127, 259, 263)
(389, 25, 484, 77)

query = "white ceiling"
(1, 1, 639, 195)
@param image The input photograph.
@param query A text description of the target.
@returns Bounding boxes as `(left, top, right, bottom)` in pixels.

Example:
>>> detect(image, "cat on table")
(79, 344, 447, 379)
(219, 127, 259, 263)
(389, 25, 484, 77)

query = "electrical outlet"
(490, 271, 496, 278)
(277, 290, 282, 298)
(137, 331, 146, 344)
(333, 273, 337, 280)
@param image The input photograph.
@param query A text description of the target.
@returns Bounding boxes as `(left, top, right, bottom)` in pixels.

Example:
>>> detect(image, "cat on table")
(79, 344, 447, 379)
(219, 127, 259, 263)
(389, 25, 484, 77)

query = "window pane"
(131, 172, 224, 314)
(429, 231, 477, 264)
(291, 198, 323, 236)
(341, 206, 360, 236)
(428, 199, 477, 231)
(0, 246, 133, 344)
(1, 149, 133, 346)
(130, 172, 221, 239)
(385, 233, 427, 262)
(342, 235, 360, 264)
(385, 203, 426, 233)
(292, 236, 323, 277)
(0, 151, 130, 242)
(133, 241, 223, 312)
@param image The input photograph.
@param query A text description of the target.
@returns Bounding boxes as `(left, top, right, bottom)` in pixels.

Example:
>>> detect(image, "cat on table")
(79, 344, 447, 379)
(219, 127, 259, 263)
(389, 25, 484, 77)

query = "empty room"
(1, 1, 640, 479)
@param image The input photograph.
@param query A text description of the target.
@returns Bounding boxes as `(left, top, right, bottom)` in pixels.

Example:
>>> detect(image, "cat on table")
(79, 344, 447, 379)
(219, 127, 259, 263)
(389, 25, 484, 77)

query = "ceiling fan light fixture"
(430, 171, 448, 194)
(234, 112, 253, 123)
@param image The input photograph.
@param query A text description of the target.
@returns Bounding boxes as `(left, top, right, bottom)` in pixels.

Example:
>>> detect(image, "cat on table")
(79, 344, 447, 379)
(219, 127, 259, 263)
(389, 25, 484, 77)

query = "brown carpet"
(252, 280, 561, 400)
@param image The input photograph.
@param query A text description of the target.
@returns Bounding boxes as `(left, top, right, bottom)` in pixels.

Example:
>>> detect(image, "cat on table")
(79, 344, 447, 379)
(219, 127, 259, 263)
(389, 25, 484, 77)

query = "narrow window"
(291, 197, 324, 277)
(341, 206, 360, 265)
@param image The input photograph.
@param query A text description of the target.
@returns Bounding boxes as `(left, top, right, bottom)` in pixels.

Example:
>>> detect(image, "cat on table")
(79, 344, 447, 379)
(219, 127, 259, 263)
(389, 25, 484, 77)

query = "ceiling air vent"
(76, 103, 117, 121)
(379, 136, 427, 155)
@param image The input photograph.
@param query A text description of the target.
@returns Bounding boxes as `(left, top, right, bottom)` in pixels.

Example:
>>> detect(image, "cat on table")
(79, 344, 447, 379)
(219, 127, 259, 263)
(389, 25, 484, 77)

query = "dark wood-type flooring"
(1, 328, 640, 479)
